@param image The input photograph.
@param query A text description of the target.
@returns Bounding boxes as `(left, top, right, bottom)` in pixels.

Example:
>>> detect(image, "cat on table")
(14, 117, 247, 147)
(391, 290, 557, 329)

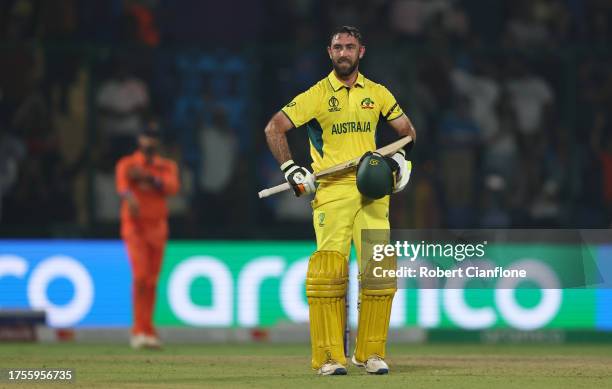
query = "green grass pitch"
(0, 343, 610, 388)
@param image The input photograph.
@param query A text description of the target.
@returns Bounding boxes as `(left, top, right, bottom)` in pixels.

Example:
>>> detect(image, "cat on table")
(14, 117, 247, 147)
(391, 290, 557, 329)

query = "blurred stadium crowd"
(1, 0, 612, 238)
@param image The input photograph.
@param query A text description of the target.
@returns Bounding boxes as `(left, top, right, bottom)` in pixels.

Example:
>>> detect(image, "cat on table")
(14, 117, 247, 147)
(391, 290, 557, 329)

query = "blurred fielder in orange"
(115, 125, 179, 349)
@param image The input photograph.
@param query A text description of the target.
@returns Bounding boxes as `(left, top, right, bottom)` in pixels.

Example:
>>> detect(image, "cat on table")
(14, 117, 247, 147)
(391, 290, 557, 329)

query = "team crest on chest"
(360, 97, 375, 109)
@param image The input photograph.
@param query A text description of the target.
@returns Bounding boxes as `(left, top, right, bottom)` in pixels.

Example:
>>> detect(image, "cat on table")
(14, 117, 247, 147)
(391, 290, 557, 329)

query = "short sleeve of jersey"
(281, 86, 320, 128)
(379, 86, 404, 121)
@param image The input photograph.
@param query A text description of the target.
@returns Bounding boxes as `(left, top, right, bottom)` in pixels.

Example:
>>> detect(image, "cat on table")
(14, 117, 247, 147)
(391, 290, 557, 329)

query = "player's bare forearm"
(264, 111, 294, 164)
(389, 114, 417, 142)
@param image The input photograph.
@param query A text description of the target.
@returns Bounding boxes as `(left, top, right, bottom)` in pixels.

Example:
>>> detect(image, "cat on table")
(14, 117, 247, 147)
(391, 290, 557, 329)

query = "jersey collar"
(134, 150, 161, 166)
(328, 71, 365, 91)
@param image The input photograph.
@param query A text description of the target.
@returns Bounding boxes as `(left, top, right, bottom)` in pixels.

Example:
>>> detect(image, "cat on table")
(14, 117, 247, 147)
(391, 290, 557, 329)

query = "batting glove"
(280, 160, 316, 197)
(390, 150, 412, 193)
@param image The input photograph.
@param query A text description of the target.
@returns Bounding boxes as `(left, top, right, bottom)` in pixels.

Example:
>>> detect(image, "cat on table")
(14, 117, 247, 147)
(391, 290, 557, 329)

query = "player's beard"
(333, 56, 359, 77)
(141, 145, 157, 158)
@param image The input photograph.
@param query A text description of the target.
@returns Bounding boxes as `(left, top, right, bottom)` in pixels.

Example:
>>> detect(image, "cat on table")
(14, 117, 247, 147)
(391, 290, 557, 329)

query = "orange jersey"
(115, 151, 180, 238)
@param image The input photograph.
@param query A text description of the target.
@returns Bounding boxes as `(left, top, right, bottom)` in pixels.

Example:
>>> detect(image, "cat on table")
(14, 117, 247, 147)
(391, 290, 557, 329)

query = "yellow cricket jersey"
(281, 71, 404, 181)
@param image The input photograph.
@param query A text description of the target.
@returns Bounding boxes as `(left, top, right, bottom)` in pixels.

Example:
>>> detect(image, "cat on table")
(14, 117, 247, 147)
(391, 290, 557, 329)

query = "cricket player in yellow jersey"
(264, 26, 416, 375)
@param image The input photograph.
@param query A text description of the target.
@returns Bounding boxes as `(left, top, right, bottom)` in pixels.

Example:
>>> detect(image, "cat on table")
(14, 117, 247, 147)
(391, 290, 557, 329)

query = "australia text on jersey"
(331, 121, 372, 134)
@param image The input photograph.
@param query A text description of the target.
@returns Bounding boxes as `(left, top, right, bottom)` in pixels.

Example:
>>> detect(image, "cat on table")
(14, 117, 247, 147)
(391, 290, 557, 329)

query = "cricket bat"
(258, 136, 413, 198)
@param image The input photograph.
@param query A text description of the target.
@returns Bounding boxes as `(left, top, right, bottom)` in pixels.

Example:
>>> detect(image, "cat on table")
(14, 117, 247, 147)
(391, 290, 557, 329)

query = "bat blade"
(258, 136, 412, 198)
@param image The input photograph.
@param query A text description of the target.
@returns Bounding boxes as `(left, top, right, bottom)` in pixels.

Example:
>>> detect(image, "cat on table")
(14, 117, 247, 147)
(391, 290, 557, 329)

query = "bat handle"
(258, 182, 291, 198)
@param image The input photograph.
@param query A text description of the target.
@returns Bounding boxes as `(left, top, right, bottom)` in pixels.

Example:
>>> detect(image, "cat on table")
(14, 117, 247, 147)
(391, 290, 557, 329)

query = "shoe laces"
(367, 355, 383, 364)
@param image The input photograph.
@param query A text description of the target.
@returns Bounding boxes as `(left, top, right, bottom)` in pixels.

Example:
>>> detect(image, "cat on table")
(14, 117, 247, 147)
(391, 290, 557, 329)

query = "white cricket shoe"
(352, 355, 389, 375)
(144, 335, 162, 349)
(317, 361, 347, 376)
(130, 334, 147, 349)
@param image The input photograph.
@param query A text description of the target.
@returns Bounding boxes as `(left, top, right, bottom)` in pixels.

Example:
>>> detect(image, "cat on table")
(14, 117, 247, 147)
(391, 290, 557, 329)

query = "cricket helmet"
(356, 151, 398, 199)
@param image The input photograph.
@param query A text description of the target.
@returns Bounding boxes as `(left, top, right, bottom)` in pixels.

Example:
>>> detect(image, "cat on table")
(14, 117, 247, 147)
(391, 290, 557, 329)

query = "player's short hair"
(330, 26, 364, 46)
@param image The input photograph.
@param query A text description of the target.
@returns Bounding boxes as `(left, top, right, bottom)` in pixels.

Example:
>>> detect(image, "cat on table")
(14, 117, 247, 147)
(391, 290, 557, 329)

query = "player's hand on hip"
(280, 160, 316, 197)
(389, 150, 412, 193)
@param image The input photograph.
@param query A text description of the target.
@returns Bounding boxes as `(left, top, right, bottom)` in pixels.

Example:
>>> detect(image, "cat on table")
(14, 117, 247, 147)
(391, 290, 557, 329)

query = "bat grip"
(258, 182, 291, 198)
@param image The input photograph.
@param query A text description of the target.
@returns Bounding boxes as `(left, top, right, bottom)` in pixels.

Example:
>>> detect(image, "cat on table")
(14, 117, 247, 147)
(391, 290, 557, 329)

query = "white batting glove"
(280, 160, 316, 197)
(390, 150, 412, 193)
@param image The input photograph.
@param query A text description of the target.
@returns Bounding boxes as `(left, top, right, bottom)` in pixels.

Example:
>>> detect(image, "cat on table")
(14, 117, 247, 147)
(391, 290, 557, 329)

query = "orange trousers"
(124, 234, 165, 336)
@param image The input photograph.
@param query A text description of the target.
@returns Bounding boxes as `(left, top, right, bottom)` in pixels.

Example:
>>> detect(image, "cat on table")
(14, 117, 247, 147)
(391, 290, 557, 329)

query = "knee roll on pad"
(306, 250, 348, 298)
(361, 253, 397, 292)
(306, 250, 348, 369)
